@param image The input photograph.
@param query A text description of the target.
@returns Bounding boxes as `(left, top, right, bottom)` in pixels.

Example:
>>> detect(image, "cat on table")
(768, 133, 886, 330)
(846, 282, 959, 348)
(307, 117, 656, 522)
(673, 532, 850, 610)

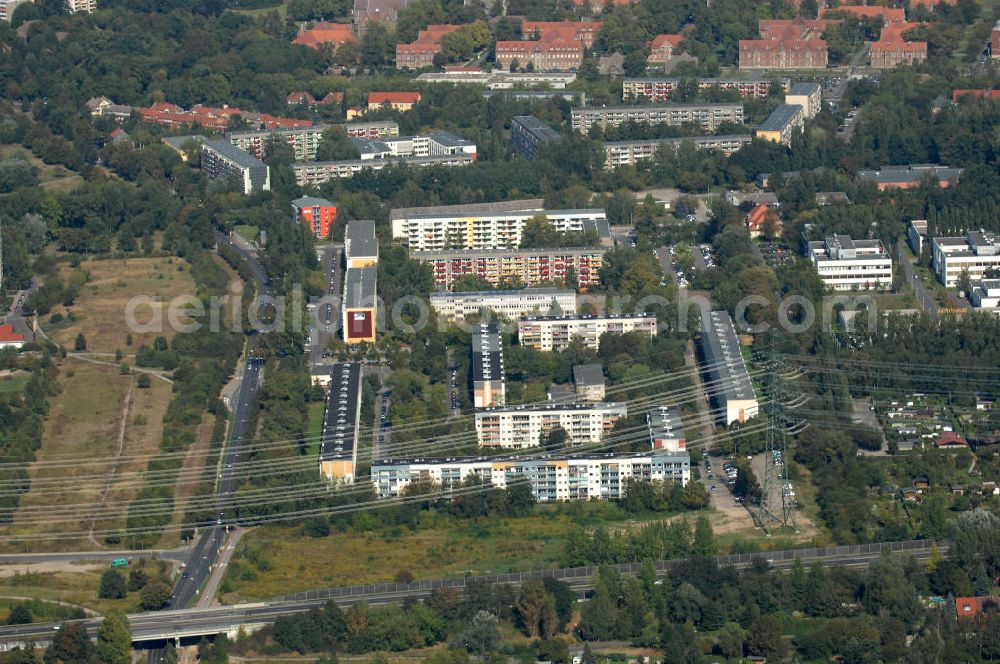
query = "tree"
(515, 578, 558, 638)
(746, 615, 784, 659)
(455, 610, 499, 657)
(99, 569, 127, 600)
(716, 622, 745, 658)
(681, 481, 710, 510)
(139, 580, 172, 610)
(75, 333, 87, 351)
(137, 374, 152, 389)
(692, 514, 716, 557)
(6, 604, 32, 625)
(97, 610, 132, 664)
(44, 623, 94, 664)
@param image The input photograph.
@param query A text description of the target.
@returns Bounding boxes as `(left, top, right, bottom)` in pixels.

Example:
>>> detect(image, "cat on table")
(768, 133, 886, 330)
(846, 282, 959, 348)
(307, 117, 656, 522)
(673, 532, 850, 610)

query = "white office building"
(807, 235, 893, 291)
(475, 402, 627, 449)
(931, 230, 1000, 287)
(700, 311, 759, 426)
(390, 200, 611, 251)
(970, 279, 1000, 313)
(370, 451, 690, 500)
(430, 288, 577, 323)
(517, 313, 658, 352)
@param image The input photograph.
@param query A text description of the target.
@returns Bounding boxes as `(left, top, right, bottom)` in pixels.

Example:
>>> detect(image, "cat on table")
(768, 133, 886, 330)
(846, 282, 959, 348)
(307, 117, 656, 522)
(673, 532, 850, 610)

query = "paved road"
(897, 238, 939, 322)
(308, 245, 341, 369)
(142, 234, 271, 664)
(0, 540, 946, 645)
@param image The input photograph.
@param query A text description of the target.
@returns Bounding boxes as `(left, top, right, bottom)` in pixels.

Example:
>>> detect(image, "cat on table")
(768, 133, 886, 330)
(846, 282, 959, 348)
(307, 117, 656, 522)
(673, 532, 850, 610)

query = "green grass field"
(305, 401, 325, 458)
(233, 225, 260, 247)
(0, 144, 83, 193)
(0, 374, 30, 393)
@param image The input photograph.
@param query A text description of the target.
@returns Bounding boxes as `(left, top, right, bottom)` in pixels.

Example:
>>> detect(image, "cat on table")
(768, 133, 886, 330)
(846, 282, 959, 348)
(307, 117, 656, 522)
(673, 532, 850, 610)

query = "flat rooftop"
(346, 220, 377, 258)
(758, 104, 802, 132)
(432, 287, 574, 300)
(320, 363, 362, 462)
(344, 266, 377, 309)
(391, 198, 545, 220)
(647, 405, 685, 441)
(202, 139, 265, 169)
(473, 323, 504, 383)
(701, 311, 756, 403)
(573, 363, 605, 387)
(373, 450, 691, 466)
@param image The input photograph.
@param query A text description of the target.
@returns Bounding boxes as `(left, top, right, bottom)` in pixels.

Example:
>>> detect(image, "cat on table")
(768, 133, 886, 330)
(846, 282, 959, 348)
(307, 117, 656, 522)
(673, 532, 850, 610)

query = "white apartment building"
(391, 202, 611, 251)
(67, 0, 95, 11)
(517, 313, 658, 352)
(0, 0, 30, 21)
(292, 154, 473, 185)
(415, 71, 577, 89)
(603, 135, 752, 169)
(807, 235, 893, 291)
(571, 103, 744, 133)
(700, 311, 759, 426)
(475, 402, 628, 448)
(370, 451, 690, 500)
(430, 288, 577, 323)
(353, 131, 476, 160)
(932, 230, 1000, 287)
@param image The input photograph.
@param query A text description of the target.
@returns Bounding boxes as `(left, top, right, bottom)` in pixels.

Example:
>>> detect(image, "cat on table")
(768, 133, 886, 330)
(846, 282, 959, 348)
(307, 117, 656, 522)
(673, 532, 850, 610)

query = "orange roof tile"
(293, 22, 356, 49)
(0, 325, 24, 343)
(649, 34, 684, 50)
(368, 91, 421, 105)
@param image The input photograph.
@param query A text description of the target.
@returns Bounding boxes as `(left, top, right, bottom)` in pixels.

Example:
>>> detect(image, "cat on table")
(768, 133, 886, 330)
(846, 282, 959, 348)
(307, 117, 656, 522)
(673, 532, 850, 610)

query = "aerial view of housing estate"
(0, 0, 999, 661)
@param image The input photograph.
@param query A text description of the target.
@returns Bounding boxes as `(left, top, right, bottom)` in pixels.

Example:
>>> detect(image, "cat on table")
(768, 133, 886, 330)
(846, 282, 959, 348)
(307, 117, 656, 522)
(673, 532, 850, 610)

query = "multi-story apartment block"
(475, 402, 627, 448)
(67, 0, 96, 11)
(622, 77, 782, 103)
(857, 164, 961, 190)
(430, 288, 577, 323)
(739, 39, 828, 69)
(200, 140, 270, 194)
(291, 153, 474, 185)
(700, 311, 759, 426)
(370, 450, 690, 500)
(602, 135, 752, 168)
(395, 24, 459, 69)
(390, 201, 610, 251)
(785, 81, 822, 118)
(342, 266, 378, 344)
(992, 19, 1000, 59)
(414, 246, 606, 290)
(345, 220, 378, 269)
(473, 323, 505, 408)
(517, 313, 658, 352)
(755, 103, 805, 146)
(227, 125, 327, 162)
(291, 196, 337, 239)
(570, 103, 744, 134)
(510, 115, 562, 160)
(344, 120, 400, 139)
(319, 363, 362, 483)
(808, 235, 893, 291)
(353, 131, 477, 160)
(932, 230, 1000, 287)
(573, 363, 606, 402)
(647, 406, 686, 451)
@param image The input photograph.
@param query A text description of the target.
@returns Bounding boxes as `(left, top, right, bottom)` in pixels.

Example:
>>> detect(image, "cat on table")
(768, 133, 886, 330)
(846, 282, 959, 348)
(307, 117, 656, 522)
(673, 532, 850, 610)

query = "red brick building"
(758, 17, 837, 41)
(871, 38, 927, 67)
(991, 20, 1000, 58)
(739, 39, 828, 69)
(292, 22, 356, 52)
(521, 21, 602, 49)
(647, 34, 684, 64)
(821, 5, 905, 23)
(495, 38, 583, 72)
(395, 24, 460, 69)
(952, 89, 1000, 102)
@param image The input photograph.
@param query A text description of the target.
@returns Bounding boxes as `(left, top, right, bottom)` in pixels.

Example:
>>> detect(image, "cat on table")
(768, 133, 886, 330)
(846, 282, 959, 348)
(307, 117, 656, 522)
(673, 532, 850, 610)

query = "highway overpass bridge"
(0, 539, 945, 648)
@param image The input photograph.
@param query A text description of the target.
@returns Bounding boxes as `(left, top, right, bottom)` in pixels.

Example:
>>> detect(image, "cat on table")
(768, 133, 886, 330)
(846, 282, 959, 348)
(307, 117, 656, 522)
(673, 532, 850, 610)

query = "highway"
(0, 539, 945, 646)
(0, 548, 190, 564)
(140, 234, 270, 663)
